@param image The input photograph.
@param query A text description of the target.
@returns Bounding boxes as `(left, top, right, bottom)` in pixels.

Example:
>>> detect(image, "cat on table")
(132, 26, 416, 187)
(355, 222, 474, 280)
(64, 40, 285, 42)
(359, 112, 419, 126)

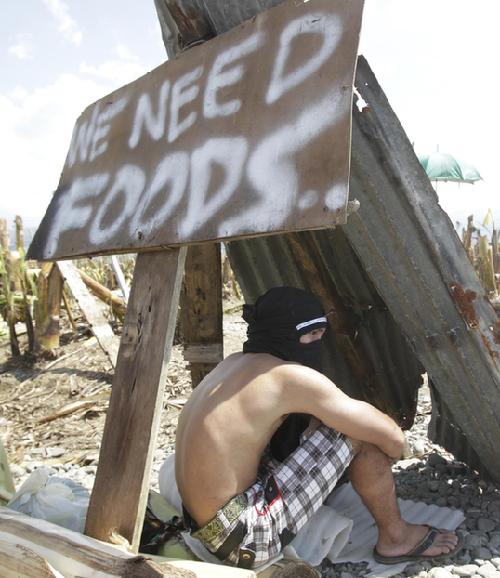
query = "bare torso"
(175, 352, 289, 525)
(175, 351, 406, 526)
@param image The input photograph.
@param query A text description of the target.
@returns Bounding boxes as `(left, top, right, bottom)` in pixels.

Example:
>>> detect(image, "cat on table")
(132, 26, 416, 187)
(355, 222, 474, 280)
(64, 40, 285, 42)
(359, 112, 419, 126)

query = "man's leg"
(348, 440, 458, 559)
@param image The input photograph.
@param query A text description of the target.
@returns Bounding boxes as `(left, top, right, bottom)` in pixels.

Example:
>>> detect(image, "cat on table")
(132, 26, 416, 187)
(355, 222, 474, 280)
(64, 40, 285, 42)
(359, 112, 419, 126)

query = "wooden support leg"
(181, 243, 223, 388)
(85, 247, 186, 551)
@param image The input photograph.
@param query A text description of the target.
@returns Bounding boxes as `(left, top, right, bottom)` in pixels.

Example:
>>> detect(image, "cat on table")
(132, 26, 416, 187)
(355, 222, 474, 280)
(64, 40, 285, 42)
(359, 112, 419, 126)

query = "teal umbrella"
(418, 151, 482, 184)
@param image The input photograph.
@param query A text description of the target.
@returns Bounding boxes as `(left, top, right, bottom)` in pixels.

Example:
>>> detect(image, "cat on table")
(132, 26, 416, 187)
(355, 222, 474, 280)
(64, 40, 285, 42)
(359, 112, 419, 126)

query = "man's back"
(175, 351, 291, 525)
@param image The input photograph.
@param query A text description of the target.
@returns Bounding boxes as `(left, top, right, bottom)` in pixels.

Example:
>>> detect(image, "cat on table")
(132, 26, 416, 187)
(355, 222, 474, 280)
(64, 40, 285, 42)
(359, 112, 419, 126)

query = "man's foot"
(373, 525, 461, 565)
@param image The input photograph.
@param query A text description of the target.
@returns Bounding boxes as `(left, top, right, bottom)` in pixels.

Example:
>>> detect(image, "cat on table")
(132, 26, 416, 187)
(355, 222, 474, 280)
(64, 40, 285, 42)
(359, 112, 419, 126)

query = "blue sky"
(1, 0, 498, 233)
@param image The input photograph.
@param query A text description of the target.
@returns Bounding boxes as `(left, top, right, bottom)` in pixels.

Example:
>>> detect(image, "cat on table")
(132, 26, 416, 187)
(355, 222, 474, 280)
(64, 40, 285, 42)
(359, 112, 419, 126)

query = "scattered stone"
(465, 534, 484, 548)
(428, 480, 440, 492)
(427, 453, 448, 467)
(478, 518, 497, 532)
(477, 562, 500, 577)
(427, 567, 454, 578)
(453, 564, 480, 576)
(412, 439, 427, 456)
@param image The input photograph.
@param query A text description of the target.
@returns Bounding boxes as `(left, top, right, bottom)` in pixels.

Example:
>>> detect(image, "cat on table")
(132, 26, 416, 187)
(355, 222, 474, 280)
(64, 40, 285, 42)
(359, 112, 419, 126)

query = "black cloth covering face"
(242, 286, 327, 371)
(242, 287, 328, 462)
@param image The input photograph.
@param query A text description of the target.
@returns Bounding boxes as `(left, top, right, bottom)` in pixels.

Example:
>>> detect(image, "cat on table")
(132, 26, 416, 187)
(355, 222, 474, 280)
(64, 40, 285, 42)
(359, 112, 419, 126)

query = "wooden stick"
(78, 268, 127, 319)
(61, 286, 77, 332)
(111, 255, 130, 301)
(85, 248, 186, 551)
(37, 400, 99, 424)
(0, 507, 194, 578)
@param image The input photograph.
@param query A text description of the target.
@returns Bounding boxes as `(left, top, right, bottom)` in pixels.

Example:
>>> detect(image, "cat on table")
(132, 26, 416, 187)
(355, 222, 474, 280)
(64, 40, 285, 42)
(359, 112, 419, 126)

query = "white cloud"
(79, 44, 150, 86)
(0, 73, 117, 226)
(8, 33, 34, 60)
(0, 49, 157, 227)
(42, 0, 82, 46)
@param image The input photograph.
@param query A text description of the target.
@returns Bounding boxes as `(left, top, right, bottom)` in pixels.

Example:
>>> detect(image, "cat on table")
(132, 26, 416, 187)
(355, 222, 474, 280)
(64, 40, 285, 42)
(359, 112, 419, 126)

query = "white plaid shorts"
(192, 425, 354, 568)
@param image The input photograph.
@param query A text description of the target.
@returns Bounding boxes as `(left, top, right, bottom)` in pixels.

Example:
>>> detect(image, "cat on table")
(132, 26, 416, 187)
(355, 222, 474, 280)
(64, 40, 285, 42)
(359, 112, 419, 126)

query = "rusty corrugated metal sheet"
(343, 57, 500, 481)
(154, 0, 285, 57)
(228, 57, 500, 480)
(156, 0, 500, 481)
(227, 229, 423, 430)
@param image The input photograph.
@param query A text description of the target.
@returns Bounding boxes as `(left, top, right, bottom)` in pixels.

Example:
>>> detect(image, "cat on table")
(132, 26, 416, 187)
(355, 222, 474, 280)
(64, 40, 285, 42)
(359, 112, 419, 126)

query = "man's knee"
(347, 438, 385, 459)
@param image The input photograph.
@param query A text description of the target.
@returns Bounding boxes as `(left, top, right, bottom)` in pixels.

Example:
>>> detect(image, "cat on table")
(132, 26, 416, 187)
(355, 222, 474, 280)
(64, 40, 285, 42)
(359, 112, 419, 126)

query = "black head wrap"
(242, 287, 328, 462)
(242, 286, 327, 371)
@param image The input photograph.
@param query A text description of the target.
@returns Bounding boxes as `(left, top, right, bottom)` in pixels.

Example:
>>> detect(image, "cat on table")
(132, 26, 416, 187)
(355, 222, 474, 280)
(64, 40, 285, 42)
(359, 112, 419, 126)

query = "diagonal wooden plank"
(84, 247, 186, 550)
(57, 260, 119, 367)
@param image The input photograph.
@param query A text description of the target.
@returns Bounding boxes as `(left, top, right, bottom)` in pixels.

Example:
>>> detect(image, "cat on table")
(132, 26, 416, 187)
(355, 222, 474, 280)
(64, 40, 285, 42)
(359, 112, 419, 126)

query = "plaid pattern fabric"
(191, 425, 354, 568)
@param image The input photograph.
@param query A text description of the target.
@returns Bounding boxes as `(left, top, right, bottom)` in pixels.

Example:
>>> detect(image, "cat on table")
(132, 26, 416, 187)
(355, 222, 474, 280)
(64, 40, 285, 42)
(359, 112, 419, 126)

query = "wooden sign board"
(28, 0, 363, 261)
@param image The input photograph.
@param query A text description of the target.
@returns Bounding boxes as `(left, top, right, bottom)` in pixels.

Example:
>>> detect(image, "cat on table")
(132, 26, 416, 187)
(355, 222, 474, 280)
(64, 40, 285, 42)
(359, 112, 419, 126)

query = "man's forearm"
(353, 401, 406, 459)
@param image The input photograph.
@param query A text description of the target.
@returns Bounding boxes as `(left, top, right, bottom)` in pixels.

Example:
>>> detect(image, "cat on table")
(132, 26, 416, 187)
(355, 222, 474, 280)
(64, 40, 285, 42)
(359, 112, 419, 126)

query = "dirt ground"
(0, 302, 248, 489)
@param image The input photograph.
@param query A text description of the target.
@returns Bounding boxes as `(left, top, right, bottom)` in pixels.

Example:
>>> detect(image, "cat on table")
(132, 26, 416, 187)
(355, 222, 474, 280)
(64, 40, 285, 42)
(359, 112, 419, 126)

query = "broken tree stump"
(34, 262, 63, 352)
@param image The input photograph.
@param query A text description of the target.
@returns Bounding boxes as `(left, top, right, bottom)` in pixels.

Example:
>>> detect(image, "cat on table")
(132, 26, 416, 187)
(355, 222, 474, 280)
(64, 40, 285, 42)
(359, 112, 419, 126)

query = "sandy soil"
(0, 302, 248, 489)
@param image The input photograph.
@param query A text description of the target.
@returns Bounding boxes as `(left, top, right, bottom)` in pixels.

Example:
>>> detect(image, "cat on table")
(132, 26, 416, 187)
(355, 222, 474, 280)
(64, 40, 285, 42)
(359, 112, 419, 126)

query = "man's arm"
(280, 365, 405, 459)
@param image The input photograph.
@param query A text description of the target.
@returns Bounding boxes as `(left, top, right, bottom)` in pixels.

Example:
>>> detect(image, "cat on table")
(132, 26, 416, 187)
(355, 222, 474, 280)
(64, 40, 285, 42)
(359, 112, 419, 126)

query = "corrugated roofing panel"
(156, 0, 500, 481)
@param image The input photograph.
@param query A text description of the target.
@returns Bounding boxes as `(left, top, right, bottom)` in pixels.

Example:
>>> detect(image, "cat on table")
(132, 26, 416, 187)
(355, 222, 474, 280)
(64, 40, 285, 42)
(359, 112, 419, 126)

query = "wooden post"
(34, 263, 63, 352)
(155, 0, 224, 390)
(85, 247, 186, 551)
(181, 244, 223, 387)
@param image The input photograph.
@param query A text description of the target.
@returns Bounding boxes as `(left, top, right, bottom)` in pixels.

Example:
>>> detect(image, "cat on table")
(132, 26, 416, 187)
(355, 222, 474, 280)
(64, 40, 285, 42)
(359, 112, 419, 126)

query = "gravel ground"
(3, 319, 500, 578)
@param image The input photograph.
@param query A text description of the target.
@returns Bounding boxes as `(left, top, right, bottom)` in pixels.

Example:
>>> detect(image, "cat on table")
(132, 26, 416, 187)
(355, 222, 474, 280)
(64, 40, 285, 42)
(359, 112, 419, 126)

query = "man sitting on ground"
(175, 287, 459, 569)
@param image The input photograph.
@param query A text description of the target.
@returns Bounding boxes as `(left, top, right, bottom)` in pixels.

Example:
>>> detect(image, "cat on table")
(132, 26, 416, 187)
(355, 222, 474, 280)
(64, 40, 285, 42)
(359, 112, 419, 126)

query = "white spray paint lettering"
(89, 165, 146, 245)
(46, 174, 110, 256)
(129, 151, 189, 237)
(128, 80, 171, 149)
(44, 7, 354, 258)
(168, 66, 204, 144)
(67, 97, 128, 167)
(204, 32, 263, 118)
(266, 13, 341, 104)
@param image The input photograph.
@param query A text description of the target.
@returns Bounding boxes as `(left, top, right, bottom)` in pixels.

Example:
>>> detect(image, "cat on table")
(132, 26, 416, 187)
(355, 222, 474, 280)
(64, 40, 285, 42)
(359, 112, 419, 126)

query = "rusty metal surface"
(229, 61, 500, 481)
(154, 0, 500, 479)
(27, 0, 363, 261)
(342, 57, 500, 481)
(227, 230, 423, 429)
(155, 0, 286, 57)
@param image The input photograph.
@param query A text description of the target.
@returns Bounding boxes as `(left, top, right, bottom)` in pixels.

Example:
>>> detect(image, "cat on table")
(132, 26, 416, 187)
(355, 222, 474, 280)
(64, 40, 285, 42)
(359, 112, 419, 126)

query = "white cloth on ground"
(158, 454, 465, 577)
